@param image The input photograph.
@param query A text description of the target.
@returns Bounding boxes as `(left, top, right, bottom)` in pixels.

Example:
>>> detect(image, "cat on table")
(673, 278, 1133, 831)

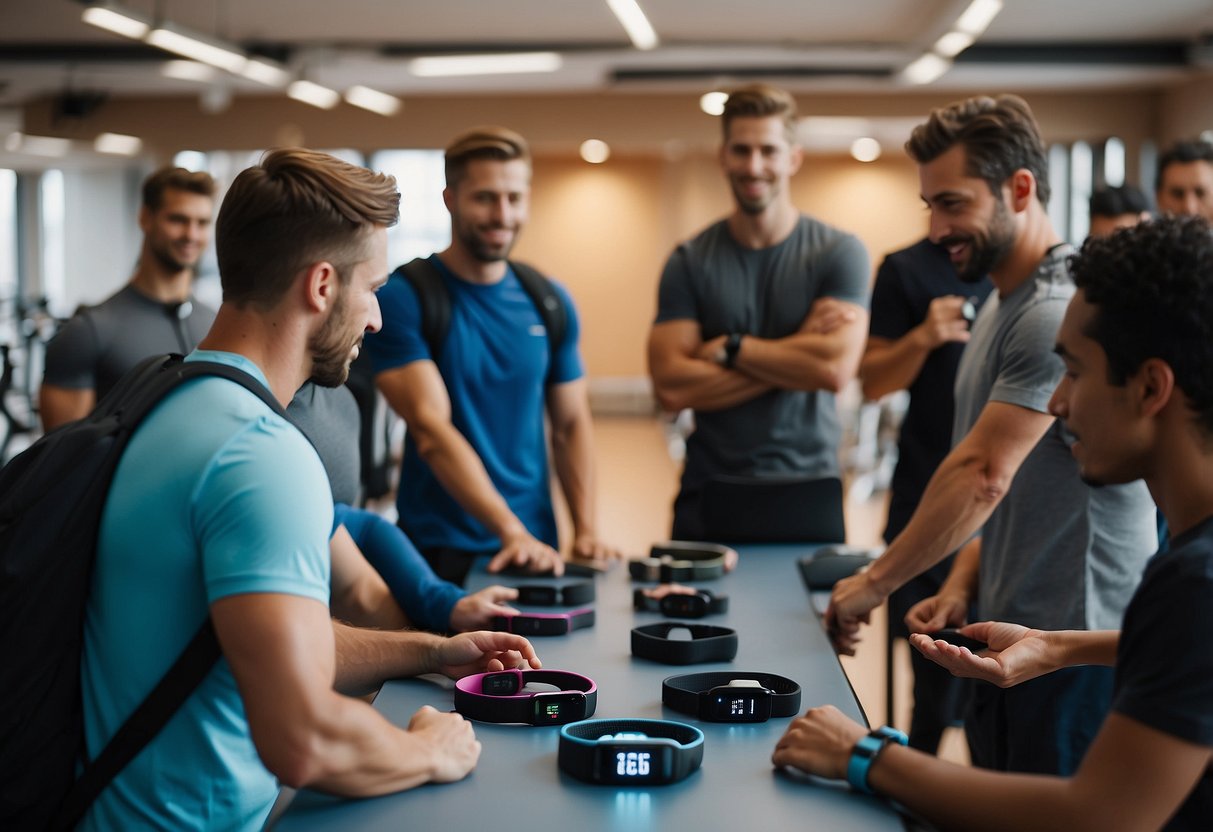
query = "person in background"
(1154, 139, 1213, 221)
(1087, 184, 1150, 238)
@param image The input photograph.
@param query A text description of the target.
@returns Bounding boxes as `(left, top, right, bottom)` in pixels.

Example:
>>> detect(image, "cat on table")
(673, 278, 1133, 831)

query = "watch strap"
(630, 622, 738, 665)
(453, 669, 598, 725)
(558, 718, 704, 784)
(661, 671, 801, 718)
(629, 541, 732, 583)
(846, 725, 908, 794)
(632, 588, 729, 617)
(514, 581, 596, 607)
(490, 607, 595, 636)
(723, 332, 743, 368)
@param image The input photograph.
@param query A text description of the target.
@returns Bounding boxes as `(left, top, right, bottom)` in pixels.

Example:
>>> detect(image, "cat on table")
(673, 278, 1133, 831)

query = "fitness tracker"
(662, 671, 801, 722)
(558, 718, 704, 785)
(454, 669, 597, 725)
(631, 622, 738, 664)
(629, 541, 734, 583)
(490, 607, 595, 636)
(846, 725, 908, 794)
(723, 332, 743, 368)
(514, 581, 596, 607)
(633, 588, 729, 618)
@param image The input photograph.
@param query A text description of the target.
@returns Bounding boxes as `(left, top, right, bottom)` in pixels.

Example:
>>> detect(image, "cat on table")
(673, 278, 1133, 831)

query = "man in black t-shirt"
(775, 216, 1213, 830)
(861, 237, 992, 752)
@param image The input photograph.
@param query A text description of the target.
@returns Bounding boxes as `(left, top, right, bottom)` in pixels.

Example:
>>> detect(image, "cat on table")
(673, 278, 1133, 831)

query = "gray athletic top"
(43, 284, 216, 400)
(954, 245, 1156, 631)
(655, 216, 870, 492)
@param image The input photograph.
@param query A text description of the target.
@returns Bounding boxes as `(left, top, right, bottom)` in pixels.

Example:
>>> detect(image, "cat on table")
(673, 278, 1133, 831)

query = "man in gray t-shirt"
(648, 84, 869, 539)
(40, 166, 217, 429)
(828, 95, 1154, 776)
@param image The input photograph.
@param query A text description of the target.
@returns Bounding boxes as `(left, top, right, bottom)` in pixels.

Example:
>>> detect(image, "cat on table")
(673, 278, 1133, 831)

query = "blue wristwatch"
(845, 725, 908, 794)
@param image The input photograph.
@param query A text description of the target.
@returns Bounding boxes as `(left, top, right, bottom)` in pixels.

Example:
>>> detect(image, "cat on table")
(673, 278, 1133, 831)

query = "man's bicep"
(375, 361, 452, 429)
(545, 377, 591, 431)
(210, 593, 336, 736)
(39, 384, 95, 430)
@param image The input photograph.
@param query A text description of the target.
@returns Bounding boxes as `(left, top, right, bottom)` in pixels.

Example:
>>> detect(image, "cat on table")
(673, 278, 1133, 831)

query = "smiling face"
(308, 226, 387, 387)
(140, 188, 213, 273)
(918, 144, 1017, 283)
(1156, 159, 1213, 221)
(720, 114, 803, 216)
(1048, 290, 1148, 487)
(445, 157, 530, 263)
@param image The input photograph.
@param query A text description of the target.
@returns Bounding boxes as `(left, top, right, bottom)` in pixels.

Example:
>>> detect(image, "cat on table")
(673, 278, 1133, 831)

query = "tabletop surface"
(273, 543, 906, 831)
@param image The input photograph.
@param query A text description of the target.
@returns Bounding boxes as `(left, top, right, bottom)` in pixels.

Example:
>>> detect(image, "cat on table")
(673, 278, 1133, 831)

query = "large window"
(370, 150, 449, 268)
(0, 170, 15, 298)
(39, 170, 66, 317)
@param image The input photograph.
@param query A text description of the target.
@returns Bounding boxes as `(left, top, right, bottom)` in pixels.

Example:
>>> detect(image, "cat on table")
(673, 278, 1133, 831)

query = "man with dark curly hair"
(777, 215, 1213, 831)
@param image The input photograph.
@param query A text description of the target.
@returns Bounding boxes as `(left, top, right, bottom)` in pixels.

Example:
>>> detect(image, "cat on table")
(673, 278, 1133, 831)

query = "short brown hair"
(721, 84, 799, 144)
(215, 148, 399, 307)
(142, 166, 215, 212)
(444, 126, 531, 189)
(906, 94, 1051, 207)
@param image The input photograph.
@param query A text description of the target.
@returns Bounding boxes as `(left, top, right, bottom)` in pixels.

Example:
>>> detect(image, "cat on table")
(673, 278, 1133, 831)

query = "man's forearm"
(332, 624, 441, 695)
(413, 423, 527, 539)
(1045, 630, 1119, 669)
(733, 329, 864, 393)
(867, 452, 1006, 597)
(651, 357, 773, 412)
(550, 415, 597, 538)
(860, 335, 932, 400)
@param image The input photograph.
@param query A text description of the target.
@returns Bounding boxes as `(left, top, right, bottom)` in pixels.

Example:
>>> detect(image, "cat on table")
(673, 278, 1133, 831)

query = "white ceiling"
(2, 0, 1212, 109)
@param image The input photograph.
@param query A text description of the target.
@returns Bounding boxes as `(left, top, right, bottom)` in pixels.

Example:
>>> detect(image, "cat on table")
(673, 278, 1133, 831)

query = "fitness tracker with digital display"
(628, 541, 734, 583)
(633, 588, 728, 618)
(558, 718, 704, 785)
(846, 725, 907, 793)
(661, 671, 801, 722)
(514, 581, 596, 607)
(490, 607, 595, 636)
(630, 622, 738, 664)
(454, 669, 598, 725)
(723, 332, 743, 368)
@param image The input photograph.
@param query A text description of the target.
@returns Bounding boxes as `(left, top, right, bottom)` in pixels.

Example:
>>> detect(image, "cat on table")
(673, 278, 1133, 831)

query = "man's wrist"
(723, 332, 743, 368)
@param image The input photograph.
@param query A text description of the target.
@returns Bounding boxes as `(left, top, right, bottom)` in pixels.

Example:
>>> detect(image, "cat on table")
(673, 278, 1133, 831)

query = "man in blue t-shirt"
(366, 126, 618, 585)
(776, 216, 1213, 832)
(80, 149, 539, 831)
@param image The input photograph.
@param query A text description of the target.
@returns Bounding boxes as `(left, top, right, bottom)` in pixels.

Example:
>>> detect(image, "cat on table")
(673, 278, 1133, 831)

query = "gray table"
(274, 544, 905, 830)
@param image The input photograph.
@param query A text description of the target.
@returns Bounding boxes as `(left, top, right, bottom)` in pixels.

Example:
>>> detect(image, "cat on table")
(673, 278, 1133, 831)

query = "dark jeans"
(965, 665, 1115, 775)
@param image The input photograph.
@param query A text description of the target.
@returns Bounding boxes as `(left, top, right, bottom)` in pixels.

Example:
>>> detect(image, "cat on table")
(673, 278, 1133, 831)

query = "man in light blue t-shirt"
(367, 126, 619, 585)
(80, 149, 539, 831)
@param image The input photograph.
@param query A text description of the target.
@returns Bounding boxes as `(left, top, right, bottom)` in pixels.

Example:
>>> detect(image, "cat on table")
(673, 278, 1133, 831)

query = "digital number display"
(729, 697, 754, 717)
(707, 688, 772, 722)
(615, 751, 651, 777)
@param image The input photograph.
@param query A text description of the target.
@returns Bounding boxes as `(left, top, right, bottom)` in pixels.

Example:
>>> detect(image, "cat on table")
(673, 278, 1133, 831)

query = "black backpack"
(395, 257, 569, 379)
(0, 353, 290, 831)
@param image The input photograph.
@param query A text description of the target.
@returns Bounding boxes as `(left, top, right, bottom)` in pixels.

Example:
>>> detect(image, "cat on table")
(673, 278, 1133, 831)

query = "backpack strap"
(395, 257, 569, 382)
(53, 354, 291, 831)
(396, 257, 452, 362)
(508, 260, 569, 365)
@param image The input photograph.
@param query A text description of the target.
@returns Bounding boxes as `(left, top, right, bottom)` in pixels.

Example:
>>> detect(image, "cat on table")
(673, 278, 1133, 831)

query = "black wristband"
(514, 581, 596, 607)
(490, 607, 595, 636)
(454, 669, 597, 725)
(662, 671, 801, 722)
(633, 588, 729, 618)
(559, 718, 704, 785)
(631, 622, 738, 664)
(723, 332, 743, 368)
(629, 541, 733, 582)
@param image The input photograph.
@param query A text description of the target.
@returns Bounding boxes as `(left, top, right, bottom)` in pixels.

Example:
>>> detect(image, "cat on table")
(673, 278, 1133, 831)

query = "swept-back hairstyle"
(1070, 215, 1213, 436)
(141, 166, 215, 211)
(721, 84, 798, 144)
(1155, 140, 1213, 192)
(906, 94, 1051, 207)
(444, 126, 531, 189)
(216, 148, 399, 307)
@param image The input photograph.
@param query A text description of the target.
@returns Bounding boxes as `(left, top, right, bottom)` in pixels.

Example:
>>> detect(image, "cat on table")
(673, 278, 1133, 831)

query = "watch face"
(593, 743, 673, 784)
(481, 672, 520, 695)
(531, 692, 587, 725)
(661, 593, 708, 617)
(706, 687, 774, 722)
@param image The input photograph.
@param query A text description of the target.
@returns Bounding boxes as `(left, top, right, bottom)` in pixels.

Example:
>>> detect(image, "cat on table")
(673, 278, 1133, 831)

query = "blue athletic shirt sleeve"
(364, 270, 429, 375)
(547, 280, 584, 385)
(191, 415, 333, 604)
